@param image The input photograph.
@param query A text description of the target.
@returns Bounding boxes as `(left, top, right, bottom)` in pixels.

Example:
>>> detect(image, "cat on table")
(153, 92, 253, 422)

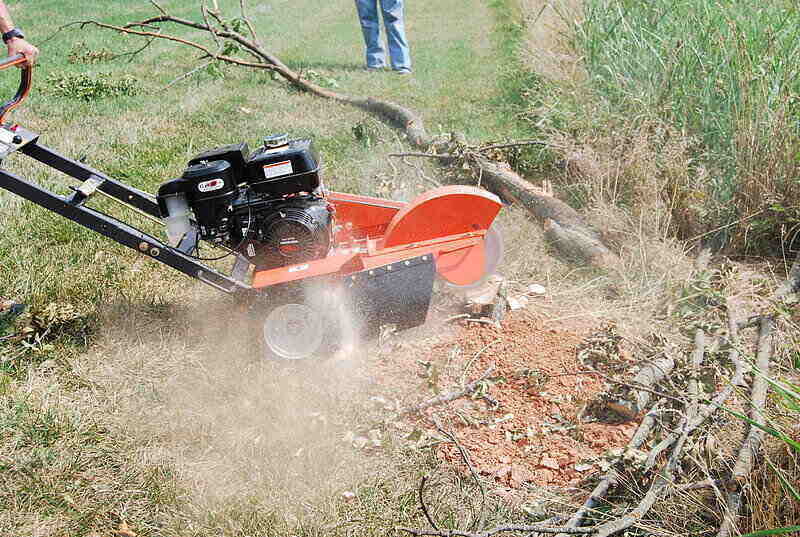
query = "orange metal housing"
(252, 185, 502, 290)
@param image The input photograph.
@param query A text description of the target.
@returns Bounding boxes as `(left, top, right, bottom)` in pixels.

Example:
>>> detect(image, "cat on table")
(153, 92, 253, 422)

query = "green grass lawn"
(0, 1, 531, 535)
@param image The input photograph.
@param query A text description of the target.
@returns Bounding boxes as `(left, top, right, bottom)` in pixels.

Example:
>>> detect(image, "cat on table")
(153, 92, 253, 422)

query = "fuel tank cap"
(263, 133, 289, 149)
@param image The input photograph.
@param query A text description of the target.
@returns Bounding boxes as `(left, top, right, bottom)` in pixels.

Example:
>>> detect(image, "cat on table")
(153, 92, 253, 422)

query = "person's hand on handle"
(6, 37, 37, 66)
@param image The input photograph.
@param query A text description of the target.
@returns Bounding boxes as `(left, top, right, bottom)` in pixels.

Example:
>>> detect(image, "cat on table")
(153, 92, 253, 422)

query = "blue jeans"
(355, 0, 411, 71)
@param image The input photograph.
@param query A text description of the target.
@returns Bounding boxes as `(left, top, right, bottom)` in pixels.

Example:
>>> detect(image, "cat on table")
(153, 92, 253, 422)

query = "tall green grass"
(576, 0, 800, 251)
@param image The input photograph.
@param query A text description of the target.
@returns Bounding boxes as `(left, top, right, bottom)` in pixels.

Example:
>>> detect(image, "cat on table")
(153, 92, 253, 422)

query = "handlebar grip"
(0, 54, 32, 124)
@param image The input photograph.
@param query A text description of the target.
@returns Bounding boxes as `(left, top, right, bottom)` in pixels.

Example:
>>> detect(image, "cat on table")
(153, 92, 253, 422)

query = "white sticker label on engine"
(198, 178, 225, 192)
(263, 160, 294, 179)
(288, 264, 309, 273)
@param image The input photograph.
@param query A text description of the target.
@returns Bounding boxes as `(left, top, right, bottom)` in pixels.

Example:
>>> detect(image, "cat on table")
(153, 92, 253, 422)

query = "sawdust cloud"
(79, 288, 380, 519)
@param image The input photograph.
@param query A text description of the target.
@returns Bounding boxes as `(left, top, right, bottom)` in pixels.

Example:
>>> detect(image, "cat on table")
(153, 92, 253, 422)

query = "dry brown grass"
(731, 102, 800, 254)
(519, 0, 585, 84)
(514, 1, 800, 535)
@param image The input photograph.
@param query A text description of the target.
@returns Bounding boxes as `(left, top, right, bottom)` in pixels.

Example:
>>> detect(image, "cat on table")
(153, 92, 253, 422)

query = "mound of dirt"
(368, 310, 639, 488)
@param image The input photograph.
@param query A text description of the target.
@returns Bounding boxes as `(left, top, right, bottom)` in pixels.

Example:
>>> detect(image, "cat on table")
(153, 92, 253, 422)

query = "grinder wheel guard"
(382, 185, 504, 288)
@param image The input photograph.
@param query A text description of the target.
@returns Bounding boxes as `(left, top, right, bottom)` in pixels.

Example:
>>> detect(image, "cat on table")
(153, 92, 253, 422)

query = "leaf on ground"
(116, 521, 137, 537)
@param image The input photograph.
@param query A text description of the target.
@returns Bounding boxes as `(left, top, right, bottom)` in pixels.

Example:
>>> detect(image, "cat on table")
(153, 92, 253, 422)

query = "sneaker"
(365, 65, 385, 72)
(395, 68, 412, 75)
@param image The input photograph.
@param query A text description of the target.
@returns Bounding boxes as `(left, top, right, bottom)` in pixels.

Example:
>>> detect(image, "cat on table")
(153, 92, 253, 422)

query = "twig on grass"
(161, 60, 214, 91)
(149, 0, 167, 15)
(389, 152, 454, 160)
(477, 140, 551, 152)
(402, 365, 496, 415)
(431, 414, 486, 531)
(419, 476, 441, 531)
(397, 526, 595, 536)
(460, 339, 501, 387)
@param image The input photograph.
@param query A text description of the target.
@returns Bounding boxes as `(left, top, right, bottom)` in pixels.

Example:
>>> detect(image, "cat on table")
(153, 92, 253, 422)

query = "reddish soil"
(368, 309, 639, 488)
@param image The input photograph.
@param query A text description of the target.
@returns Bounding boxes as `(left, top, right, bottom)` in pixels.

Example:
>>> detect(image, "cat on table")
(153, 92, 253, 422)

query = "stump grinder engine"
(0, 55, 503, 360)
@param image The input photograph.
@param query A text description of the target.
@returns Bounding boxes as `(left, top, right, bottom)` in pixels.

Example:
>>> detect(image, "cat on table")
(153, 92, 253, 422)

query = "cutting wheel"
(437, 222, 504, 289)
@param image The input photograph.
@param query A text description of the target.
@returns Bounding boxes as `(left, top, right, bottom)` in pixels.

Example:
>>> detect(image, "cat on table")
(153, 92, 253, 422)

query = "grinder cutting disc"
(437, 222, 503, 289)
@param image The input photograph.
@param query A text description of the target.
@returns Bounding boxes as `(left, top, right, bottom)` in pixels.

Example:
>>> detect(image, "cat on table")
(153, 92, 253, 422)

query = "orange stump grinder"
(0, 56, 503, 360)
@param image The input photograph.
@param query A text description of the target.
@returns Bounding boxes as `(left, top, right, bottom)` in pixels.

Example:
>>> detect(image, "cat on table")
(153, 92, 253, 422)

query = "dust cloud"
(79, 287, 381, 521)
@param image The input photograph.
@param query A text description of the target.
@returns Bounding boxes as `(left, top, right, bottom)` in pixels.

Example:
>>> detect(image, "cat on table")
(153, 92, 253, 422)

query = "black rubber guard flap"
(346, 254, 436, 338)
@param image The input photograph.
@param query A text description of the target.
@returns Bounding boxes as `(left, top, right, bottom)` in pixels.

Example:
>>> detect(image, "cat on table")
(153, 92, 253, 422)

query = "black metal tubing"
(20, 141, 162, 218)
(0, 167, 247, 294)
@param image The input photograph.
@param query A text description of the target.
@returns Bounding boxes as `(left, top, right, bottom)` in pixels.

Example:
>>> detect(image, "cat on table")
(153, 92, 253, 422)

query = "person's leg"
(379, 0, 411, 72)
(355, 0, 387, 69)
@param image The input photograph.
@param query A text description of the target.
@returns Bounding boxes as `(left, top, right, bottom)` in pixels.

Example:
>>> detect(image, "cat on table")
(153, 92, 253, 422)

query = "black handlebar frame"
(0, 54, 31, 124)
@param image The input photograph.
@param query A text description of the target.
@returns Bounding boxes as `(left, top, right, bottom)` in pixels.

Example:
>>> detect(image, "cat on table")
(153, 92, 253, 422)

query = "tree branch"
(78, 20, 272, 71)
(555, 401, 663, 536)
(402, 365, 496, 415)
(716, 316, 774, 537)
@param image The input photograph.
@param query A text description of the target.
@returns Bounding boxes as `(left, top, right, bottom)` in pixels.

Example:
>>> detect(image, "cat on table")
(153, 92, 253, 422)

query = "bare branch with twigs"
(592, 330, 707, 537)
(555, 401, 663, 537)
(716, 316, 774, 537)
(402, 365, 496, 415)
